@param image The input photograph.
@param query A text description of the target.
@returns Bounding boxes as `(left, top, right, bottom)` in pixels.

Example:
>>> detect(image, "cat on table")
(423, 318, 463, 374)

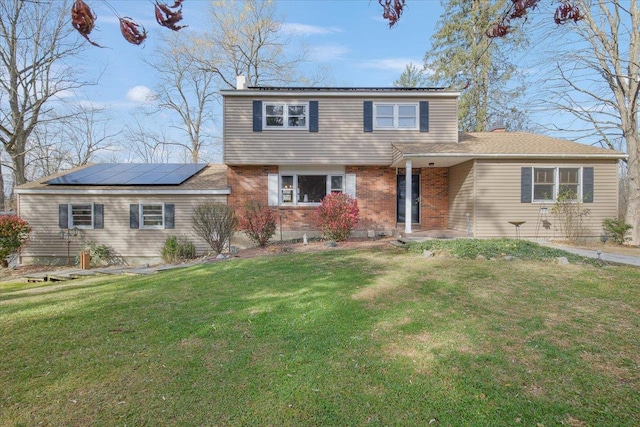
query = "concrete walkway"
(539, 242, 640, 267)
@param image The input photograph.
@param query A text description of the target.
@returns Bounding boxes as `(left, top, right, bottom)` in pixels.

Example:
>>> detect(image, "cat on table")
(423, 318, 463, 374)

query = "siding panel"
(19, 194, 226, 264)
(448, 161, 474, 233)
(474, 159, 618, 238)
(224, 96, 459, 165)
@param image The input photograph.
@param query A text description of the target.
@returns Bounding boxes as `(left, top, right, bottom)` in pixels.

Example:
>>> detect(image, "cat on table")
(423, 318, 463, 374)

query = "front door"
(397, 174, 420, 224)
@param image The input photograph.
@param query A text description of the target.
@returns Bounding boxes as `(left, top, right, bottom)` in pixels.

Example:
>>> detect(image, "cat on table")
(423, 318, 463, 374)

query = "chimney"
(490, 119, 506, 132)
(236, 75, 247, 90)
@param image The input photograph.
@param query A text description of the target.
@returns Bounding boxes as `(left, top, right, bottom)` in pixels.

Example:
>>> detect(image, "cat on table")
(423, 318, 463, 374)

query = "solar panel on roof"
(46, 163, 207, 186)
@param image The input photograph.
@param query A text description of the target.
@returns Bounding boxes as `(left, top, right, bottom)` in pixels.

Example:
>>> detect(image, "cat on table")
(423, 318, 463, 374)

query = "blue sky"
(78, 0, 443, 107)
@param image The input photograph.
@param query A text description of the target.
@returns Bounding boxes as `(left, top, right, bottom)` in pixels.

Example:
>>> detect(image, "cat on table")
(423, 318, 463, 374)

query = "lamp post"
(59, 227, 79, 266)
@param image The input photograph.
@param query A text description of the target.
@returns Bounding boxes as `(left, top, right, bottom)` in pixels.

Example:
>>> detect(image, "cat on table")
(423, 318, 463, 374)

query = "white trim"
(68, 202, 94, 229)
(263, 102, 309, 130)
(374, 102, 419, 130)
(400, 153, 626, 160)
(139, 203, 164, 229)
(277, 167, 346, 206)
(532, 166, 582, 203)
(15, 188, 231, 195)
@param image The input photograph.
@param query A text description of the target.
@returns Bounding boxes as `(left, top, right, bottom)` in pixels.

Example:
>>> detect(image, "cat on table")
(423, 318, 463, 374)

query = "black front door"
(397, 174, 420, 223)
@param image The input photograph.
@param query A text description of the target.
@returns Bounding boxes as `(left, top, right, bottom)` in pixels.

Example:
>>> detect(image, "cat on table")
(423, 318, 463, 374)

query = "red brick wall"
(227, 165, 277, 209)
(420, 168, 448, 229)
(346, 166, 396, 232)
(227, 165, 449, 233)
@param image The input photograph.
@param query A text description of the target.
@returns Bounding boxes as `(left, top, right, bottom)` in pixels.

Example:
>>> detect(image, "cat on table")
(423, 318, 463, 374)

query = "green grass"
(1, 245, 639, 426)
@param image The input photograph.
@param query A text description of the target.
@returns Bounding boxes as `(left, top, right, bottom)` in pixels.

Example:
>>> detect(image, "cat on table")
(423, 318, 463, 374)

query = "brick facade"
(227, 165, 449, 236)
(420, 168, 449, 229)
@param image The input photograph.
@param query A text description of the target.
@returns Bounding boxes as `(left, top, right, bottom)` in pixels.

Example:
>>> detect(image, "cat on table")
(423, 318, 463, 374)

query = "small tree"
(238, 202, 276, 247)
(316, 193, 360, 242)
(551, 191, 591, 243)
(0, 215, 31, 268)
(602, 218, 633, 245)
(192, 203, 237, 254)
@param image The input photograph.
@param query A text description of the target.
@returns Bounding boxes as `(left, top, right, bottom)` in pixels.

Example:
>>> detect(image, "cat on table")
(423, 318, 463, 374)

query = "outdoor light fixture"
(59, 227, 79, 265)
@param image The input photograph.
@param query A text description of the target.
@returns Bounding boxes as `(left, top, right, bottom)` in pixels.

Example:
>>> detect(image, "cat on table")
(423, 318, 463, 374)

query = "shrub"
(0, 215, 31, 268)
(238, 202, 276, 247)
(78, 240, 113, 267)
(316, 193, 359, 242)
(192, 203, 237, 254)
(602, 218, 633, 244)
(161, 235, 197, 263)
(551, 191, 591, 243)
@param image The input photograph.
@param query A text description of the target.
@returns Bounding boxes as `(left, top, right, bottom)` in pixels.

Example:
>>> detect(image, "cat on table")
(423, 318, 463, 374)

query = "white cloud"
(281, 23, 343, 36)
(358, 58, 423, 72)
(310, 44, 350, 62)
(126, 85, 156, 103)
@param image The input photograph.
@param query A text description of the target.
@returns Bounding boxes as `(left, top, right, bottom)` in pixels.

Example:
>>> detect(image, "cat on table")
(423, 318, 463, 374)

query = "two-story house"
(223, 77, 625, 240)
(14, 78, 625, 265)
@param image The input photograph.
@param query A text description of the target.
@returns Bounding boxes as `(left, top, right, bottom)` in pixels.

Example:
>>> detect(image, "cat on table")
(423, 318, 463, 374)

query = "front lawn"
(1, 245, 639, 426)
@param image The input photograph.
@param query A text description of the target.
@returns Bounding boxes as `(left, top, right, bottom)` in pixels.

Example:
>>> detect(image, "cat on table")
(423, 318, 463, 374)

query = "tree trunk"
(625, 135, 640, 244)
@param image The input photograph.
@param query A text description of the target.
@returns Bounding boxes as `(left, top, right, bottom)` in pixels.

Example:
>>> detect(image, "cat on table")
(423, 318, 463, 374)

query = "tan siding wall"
(18, 194, 226, 264)
(448, 161, 475, 232)
(473, 159, 618, 238)
(224, 96, 459, 165)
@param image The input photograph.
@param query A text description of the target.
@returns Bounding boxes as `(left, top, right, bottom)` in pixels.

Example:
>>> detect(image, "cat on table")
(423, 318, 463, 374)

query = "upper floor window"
(264, 103, 308, 129)
(533, 167, 581, 202)
(374, 103, 418, 130)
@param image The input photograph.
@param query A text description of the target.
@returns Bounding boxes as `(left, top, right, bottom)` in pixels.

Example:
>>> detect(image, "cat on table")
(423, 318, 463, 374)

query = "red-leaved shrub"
(316, 193, 359, 241)
(0, 215, 31, 267)
(238, 202, 276, 247)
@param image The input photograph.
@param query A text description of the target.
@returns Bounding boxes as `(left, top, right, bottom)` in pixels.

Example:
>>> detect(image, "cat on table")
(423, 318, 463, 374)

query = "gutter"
(401, 153, 627, 160)
(15, 187, 232, 196)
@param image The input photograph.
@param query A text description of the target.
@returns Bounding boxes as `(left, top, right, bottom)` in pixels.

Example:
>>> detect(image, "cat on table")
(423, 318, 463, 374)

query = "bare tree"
(25, 107, 117, 181)
(123, 120, 173, 164)
(0, 0, 94, 188)
(144, 31, 219, 163)
(195, 0, 313, 88)
(538, 0, 640, 244)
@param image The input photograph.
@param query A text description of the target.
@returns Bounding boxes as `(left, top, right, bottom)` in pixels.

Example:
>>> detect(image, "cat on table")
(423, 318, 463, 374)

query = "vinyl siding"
(224, 96, 459, 165)
(473, 159, 618, 238)
(18, 193, 226, 264)
(448, 161, 475, 232)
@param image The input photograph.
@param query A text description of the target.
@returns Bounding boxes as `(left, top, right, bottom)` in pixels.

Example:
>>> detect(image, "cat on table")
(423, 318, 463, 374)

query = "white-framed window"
(140, 204, 164, 229)
(264, 102, 308, 129)
(70, 203, 93, 228)
(533, 167, 581, 202)
(374, 103, 418, 129)
(279, 173, 345, 205)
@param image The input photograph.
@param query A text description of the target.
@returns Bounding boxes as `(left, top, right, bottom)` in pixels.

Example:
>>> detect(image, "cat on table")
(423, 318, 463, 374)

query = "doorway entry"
(397, 174, 420, 224)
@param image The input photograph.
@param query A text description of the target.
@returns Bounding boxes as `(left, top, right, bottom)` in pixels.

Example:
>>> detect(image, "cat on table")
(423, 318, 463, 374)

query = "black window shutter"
(164, 203, 175, 229)
(363, 101, 373, 132)
(59, 204, 68, 229)
(521, 167, 532, 203)
(130, 204, 139, 229)
(94, 204, 104, 229)
(583, 167, 594, 203)
(419, 101, 429, 132)
(309, 101, 319, 132)
(253, 100, 262, 132)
